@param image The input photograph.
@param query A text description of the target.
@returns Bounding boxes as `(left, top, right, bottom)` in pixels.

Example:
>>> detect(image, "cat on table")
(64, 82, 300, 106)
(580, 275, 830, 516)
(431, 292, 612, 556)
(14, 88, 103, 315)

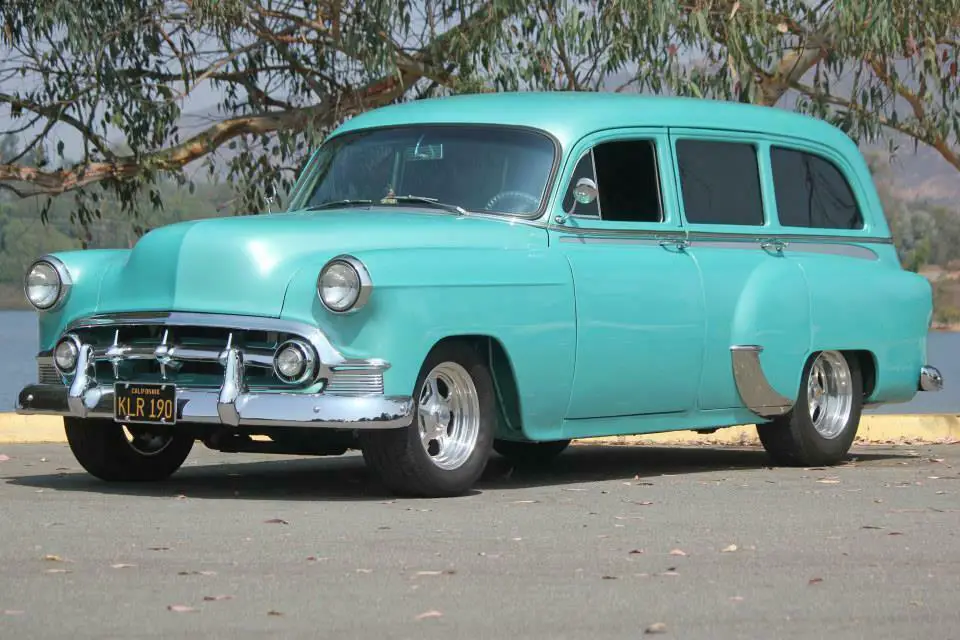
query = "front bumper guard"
(17, 343, 414, 430)
(17, 383, 414, 430)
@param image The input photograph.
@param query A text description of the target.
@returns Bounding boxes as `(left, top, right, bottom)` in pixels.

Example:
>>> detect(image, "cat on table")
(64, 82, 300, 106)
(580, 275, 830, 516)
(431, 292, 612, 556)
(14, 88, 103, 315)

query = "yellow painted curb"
(575, 414, 960, 447)
(0, 413, 958, 446)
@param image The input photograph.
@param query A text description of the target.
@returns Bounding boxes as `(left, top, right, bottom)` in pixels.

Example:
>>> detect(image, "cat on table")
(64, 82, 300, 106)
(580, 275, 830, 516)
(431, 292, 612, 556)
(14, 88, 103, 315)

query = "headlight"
(24, 259, 68, 310)
(273, 339, 316, 385)
(53, 334, 81, 373)
(317, 255, 372, 313)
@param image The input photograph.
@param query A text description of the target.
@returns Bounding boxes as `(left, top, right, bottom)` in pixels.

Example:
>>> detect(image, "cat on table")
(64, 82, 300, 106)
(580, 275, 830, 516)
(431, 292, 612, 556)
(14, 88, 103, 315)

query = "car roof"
(330, 91, 856, 153)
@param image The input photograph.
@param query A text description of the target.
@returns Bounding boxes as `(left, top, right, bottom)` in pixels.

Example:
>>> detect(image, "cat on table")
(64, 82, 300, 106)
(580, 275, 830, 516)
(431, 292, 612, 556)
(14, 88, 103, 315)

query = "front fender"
(35, 249, 131, 350)
(279, 246, 577, 439)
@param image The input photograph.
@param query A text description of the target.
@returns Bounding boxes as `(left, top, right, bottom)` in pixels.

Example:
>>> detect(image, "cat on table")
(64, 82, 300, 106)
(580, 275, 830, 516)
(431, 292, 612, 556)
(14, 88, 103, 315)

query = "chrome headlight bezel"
(53, 333, 82, 374)
(23, 256, 72, 311)
(273, 339, 317, 385)
(316, 255, 372, 314)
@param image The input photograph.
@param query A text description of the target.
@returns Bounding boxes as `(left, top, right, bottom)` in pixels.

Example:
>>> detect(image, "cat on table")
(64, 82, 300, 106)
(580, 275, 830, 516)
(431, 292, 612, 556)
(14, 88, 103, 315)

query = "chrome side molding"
(730, 345, 795, 418)
(919, 365, 943, 392)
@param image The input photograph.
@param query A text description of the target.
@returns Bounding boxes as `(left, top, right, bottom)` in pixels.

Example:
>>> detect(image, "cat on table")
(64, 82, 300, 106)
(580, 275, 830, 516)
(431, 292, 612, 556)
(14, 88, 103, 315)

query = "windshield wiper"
(389, 195, 468, 216)
(303, 199, 374, 211)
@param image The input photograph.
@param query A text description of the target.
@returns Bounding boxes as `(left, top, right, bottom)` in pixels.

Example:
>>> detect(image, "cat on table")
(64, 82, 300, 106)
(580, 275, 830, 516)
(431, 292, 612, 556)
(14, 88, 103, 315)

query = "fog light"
(53, 335, 81, 373)
(273, 340, 315, 384)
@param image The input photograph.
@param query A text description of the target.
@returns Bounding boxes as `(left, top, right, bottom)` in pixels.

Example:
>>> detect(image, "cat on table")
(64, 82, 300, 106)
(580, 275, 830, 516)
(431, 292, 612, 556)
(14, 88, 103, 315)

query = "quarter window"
(676, 140, 764, 226)
(563, 139, 663, 223)
(770, 147, 864, 229)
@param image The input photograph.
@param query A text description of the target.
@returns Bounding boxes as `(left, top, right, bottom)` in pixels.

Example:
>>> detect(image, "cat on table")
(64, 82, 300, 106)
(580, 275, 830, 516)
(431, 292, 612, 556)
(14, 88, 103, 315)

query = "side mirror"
(573, 177, 598, 205)
(264, 180, 278, 213)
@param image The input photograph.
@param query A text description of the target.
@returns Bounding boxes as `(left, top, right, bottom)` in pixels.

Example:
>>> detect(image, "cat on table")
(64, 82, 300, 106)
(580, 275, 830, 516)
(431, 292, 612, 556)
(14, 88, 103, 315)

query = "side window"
(563, 139, 663, 223)
(676, 140, 764, 226)
(562, 152, 600, 217)
(770, 147, 864, 229)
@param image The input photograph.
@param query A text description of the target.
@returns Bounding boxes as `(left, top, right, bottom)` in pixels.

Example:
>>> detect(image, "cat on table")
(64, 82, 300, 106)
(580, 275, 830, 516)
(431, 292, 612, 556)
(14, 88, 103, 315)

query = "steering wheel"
(485, 190, 541, 213)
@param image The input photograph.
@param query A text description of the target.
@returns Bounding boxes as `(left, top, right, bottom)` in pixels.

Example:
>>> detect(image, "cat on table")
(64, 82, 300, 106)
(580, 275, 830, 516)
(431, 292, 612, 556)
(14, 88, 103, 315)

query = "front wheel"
(360, 342, 495, 497)
(64, 418, 195, 481)
(757, 350, 863, 467)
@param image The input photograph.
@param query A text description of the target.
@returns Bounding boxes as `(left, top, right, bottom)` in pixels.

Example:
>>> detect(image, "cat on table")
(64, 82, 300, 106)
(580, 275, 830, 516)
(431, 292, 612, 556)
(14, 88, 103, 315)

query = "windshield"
(297, 125, 556, 216)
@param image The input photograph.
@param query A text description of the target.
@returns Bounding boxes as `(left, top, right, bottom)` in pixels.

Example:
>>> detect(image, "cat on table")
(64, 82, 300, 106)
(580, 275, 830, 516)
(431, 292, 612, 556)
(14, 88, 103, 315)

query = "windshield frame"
(286, 123, 562, 221)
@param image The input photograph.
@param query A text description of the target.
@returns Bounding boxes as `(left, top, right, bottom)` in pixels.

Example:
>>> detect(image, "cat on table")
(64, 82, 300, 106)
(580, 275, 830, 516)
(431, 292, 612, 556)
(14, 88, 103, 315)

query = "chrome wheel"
(417, 361, 480, 471)
(806, 351, 853, 440)
(123, 426, 175, 456)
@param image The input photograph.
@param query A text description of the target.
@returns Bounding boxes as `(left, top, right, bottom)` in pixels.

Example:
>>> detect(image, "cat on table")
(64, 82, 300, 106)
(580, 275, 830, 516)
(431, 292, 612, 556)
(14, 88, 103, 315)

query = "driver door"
(549, 128, 705, 421)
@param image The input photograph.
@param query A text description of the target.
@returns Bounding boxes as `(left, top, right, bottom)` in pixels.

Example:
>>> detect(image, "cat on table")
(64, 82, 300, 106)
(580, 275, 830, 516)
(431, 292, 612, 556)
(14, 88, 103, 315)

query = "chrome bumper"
(919, 365, 944, 392)
(16, 383, 414, 429)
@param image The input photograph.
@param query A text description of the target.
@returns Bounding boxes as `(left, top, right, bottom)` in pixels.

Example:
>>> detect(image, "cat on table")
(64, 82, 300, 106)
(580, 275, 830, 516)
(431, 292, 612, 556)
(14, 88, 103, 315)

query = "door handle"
(760, 239, 787, 254)
(658, 238, 690, 251)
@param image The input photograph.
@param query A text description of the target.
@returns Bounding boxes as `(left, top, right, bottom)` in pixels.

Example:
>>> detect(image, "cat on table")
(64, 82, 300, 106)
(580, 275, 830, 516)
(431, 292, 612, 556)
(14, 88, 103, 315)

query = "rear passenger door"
(549, 128, 705, 421)
(668, 129, 811, 412)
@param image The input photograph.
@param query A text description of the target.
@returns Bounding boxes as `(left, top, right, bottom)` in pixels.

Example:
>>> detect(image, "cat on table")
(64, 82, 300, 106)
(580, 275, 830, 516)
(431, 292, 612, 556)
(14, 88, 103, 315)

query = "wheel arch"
(426, 334, 524, 441)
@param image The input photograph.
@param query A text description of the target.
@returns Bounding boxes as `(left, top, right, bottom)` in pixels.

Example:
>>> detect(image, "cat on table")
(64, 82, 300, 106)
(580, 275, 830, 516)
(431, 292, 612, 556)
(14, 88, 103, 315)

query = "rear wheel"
(757, 351, 862, 467)
(360, 342, 495, 497)
(64, 417, 195, 481)
(494, 439, 570, 467)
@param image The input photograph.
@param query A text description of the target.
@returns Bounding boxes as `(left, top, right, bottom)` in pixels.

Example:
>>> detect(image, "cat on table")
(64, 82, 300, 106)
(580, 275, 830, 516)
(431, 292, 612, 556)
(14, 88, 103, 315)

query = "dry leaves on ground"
(415, 610, 443, 620)
(645, 622, 668, 634)
(167, 605, 196, 613)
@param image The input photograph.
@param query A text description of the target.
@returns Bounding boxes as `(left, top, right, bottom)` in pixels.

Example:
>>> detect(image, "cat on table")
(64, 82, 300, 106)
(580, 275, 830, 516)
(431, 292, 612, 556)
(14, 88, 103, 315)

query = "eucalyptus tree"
(0, 0, 957, 233)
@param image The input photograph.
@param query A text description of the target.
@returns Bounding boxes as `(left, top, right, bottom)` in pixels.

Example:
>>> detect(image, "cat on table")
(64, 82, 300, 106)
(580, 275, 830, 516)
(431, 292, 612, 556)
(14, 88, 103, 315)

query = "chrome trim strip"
(217, 347, 244, 426)
(919, 365, 943, 392)
(17, 383, 414, 430)
(730, 345, 795, 418)
(553, 226, 893, 246)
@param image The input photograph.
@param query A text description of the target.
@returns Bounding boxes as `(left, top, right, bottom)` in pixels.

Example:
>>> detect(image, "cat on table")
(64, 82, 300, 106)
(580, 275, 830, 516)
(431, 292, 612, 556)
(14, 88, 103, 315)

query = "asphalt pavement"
(1, 441, 958, 639)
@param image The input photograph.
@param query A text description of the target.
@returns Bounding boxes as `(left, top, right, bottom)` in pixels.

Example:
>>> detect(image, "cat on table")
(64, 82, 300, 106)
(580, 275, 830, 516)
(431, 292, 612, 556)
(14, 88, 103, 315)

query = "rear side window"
(676, 140, 764, 226)
(770, 147, 864, 229)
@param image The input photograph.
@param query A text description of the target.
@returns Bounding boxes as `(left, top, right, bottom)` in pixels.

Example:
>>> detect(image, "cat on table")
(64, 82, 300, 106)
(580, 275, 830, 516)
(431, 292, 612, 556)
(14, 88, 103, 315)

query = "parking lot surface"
(1, 441, 958, 639)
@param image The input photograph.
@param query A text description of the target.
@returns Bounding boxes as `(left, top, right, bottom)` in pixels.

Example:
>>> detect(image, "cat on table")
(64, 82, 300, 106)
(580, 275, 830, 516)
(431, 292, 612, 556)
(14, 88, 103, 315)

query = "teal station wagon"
(16, 92, 943, 497)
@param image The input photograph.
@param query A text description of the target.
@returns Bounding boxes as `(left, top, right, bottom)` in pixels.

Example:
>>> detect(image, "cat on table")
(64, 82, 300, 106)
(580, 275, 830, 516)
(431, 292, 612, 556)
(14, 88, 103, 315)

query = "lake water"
(1, 310, 957, 415)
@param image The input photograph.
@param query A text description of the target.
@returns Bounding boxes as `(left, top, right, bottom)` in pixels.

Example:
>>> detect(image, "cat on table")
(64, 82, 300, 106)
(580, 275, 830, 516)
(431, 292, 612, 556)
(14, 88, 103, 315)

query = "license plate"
(113, 383, 177, 425)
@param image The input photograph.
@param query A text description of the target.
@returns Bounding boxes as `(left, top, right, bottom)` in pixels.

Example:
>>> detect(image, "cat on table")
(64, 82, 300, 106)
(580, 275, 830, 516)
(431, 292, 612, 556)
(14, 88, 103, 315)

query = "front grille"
(325, 370, 384, 396)
(69, 324, 297, 390)
(38, 362, 61, 385)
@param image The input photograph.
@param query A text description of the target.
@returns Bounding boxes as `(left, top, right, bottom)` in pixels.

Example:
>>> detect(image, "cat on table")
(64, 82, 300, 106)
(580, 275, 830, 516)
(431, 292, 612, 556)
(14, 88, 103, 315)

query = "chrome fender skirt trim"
(730, 345, 795, 418)
(16, 384, 414, 430)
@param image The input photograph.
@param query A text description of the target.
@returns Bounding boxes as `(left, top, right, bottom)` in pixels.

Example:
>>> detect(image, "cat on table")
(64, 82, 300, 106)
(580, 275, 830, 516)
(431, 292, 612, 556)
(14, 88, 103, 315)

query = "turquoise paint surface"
(29, 92, 934, 442)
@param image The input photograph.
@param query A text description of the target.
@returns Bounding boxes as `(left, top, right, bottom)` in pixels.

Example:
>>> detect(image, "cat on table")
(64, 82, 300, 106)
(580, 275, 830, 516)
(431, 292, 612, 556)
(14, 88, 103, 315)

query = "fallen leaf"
(44, 569, 71, 574)
(167, 605, 196, 613)
(816, 478, 841, 484)
(645, 622, 668, 634)
(42, 554, 65, 562)
(0, 454, 10, 462)
(628, 549, 645, 555)
(415, 610, 443, 620)
(721, 544, 738, 553)
(111, 563, 136, 569)
(659, 570, 680, 577)
(601, 575, 618, 580)
(148, 546, 170, 551)
(177, 570, 217, 576)
(862, 525, 884, 530)
(808, 577, 823, 585)
(203, 595, 234, 602)
(264, 518, 288, 525)
(267, 610, 283, 616)
(356, 568, 372, 573)
(414, 569, 456, 577)
(306, 556, 329, 562)
(511, 500, 539, 504)
(669, 549, 687, 556)
(888, 531, 904, 536)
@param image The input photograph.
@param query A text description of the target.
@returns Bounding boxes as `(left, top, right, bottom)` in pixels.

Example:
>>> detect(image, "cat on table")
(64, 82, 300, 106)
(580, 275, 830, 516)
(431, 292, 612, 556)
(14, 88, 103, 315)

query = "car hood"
(95, 208, 547, 317)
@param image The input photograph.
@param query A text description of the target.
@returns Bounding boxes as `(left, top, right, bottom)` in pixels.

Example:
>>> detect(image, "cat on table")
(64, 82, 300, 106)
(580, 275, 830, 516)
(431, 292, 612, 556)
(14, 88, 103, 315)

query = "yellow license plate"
(113, 383, 177, 425)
